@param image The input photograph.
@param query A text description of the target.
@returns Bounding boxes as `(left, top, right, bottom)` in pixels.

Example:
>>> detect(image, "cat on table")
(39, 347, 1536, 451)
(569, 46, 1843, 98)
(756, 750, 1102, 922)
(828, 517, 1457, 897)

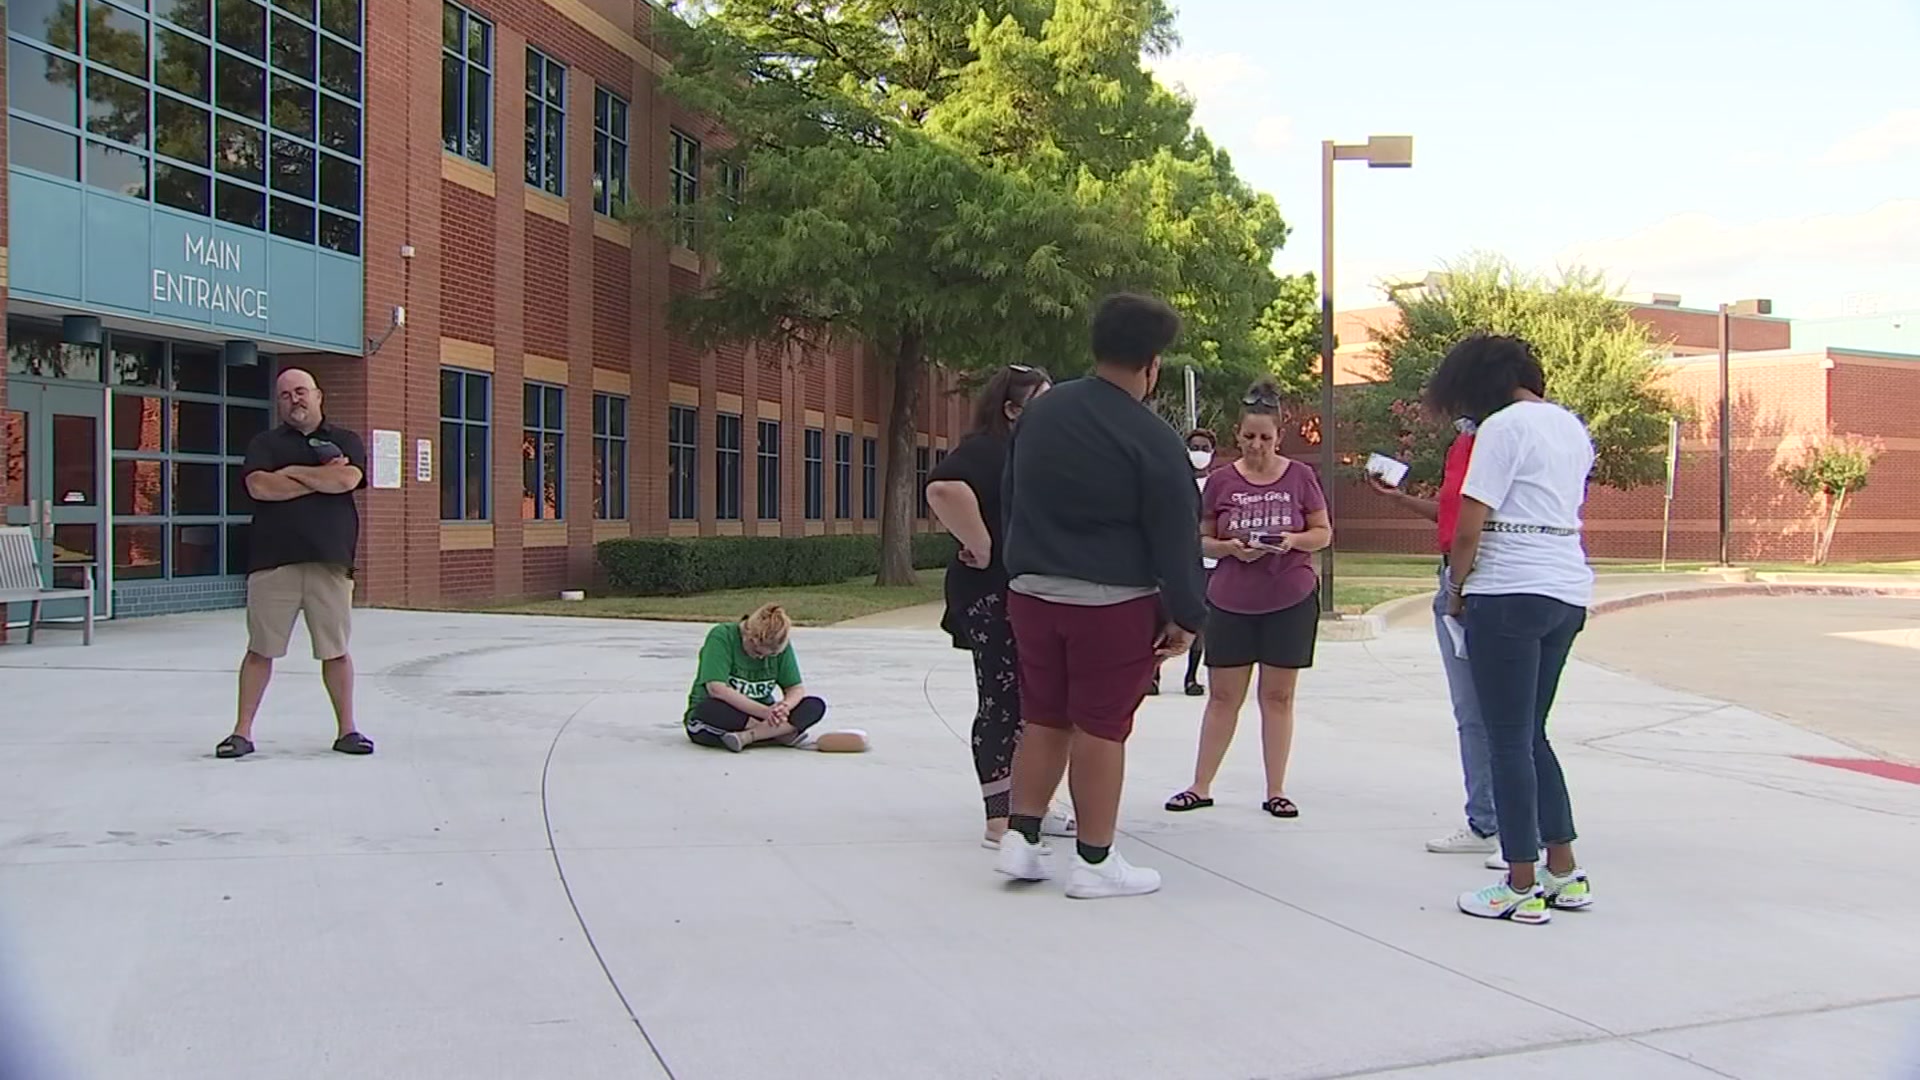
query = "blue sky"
(1148, 0, 1920, 318)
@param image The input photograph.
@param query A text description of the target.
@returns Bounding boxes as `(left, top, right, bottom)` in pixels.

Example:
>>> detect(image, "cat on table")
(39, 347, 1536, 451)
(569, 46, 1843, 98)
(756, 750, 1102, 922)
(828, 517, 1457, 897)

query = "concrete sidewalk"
(2, 607, 1917, 1079)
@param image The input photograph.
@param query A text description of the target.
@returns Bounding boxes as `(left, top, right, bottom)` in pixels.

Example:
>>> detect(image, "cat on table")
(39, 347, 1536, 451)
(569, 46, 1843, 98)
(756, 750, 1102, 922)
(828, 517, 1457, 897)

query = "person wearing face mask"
(926, 364, 1077, 848)
(1367, 409, 1506, 867)
(1151, 429, 1220, 697)
(1164, 378, 1331, 819)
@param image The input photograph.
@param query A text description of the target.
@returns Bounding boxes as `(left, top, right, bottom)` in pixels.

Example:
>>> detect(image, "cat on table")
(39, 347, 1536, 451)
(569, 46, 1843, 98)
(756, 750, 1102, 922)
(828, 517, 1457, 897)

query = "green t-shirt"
(685, 622, 804, 718)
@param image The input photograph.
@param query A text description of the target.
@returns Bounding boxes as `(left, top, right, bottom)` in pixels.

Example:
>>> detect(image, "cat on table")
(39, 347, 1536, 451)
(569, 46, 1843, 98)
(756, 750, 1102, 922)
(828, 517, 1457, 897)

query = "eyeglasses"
(1242, 391, 1282, 407)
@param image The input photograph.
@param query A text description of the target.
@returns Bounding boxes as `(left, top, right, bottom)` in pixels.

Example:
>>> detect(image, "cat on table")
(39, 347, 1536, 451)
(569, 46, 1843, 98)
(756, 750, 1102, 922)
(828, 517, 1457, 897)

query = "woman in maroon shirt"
(1165, 379, 1332, 818)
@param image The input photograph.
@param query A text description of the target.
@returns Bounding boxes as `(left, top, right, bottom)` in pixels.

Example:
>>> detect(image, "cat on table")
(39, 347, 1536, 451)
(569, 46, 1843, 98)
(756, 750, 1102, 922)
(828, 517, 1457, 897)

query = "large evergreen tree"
(655, 0, 1310, 582)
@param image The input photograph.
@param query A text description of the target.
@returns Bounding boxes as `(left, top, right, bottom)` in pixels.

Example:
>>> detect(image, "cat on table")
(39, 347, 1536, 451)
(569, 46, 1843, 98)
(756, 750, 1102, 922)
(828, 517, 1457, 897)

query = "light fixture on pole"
(1318, 134, 1413, 617)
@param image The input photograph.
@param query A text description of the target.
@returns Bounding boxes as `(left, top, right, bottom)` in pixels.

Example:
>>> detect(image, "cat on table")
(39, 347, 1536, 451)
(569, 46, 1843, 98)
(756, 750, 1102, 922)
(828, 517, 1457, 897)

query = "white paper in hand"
(1366, 453, 1410, 488)
(1442, 614, 1468, 660)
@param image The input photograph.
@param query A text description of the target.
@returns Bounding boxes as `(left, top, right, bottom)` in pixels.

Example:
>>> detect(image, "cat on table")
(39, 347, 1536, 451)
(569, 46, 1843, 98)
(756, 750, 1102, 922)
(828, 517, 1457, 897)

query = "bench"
(0, 526, 94, 645)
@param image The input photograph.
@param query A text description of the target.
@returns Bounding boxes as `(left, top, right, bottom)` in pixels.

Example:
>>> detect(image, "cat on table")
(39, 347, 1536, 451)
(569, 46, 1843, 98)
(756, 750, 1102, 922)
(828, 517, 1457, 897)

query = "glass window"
(6, 322, 99, 380)
(915, 447, 930, 518)
(217, 52, 266, 121)
(228, 359, 270, 400)
(833, 432, 852, 519)
(269, 134, 314, 196)
(156, 0, 212, 36)
(215, 179, 266, 229)
(173, 461, 221, 515)
(274, 0, 316, 21)
(756, 419, 780, 521)
(155, 163, 212, 214)
(441, 2, 491, 164)
(523, 48, 564, 195)
(114, 523, 165, 579)
(85, 68, 149, 148)
(155, 96, 211, 168)
(319, 94, 358, 155)
(715, 412, 741, 521)
(9, 41, 81, 126)
(217, 0, 267, 60)
(215, 116, 266, 182)
(667, 404, 697, 522)
(319, 37, 358, 100)
(112, 395, 166, 452)
(271, 75, 315, 140)
(803, 428, 824, 521)
(174, 400, 220, 454)
(173, 524, 221, 576)
(592, 87, 629, 215)
(318, 211, 358, 254)
(593, 393, 628, 520)
(669, 129, 699, 247)
(319, 0, 359, 43)
(318, 153, 357, 213)
(224, 522, 251, 575)
(440, 367, 490, 520)
(155, 29, 210, 100)
(9, 118, 80, 180)
(85, 140, 148, 197)
(85, 0, 150, 81)
(174, 345, 220, 392)
(113, 459, 165, 515)
(10, 0, 79, 45)
(110, 338, 167, 387)
(225, 404, 269, 455)
(520, 381, 564, 519)
(271, 14, 316, 80)
(721, 161, 743, 221)
(861, 436, 878, 519)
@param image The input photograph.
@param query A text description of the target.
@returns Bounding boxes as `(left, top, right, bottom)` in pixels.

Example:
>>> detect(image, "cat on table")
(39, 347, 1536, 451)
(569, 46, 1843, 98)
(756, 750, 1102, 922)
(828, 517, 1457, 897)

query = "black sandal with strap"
(332, 732, 375, 756)
(1263, 796, 1299, 819)
(214, 734, 254, 760)
(1165, 791, 1215, 812)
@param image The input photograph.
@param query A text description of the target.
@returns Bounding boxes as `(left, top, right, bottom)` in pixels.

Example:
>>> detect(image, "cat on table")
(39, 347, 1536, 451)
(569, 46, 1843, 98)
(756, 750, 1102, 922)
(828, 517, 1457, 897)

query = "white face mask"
(1188, 449, 1214, 469)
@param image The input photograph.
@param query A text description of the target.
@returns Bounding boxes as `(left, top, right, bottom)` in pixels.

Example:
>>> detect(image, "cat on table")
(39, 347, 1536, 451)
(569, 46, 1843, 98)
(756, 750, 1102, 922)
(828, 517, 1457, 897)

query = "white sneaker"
(1041, 808, 1077, 837)
(1065, 849, 1161, 900)
(995, 832, 1052, 881)
(1426, 827, 1497, 855)
(1457, 880, 1550, 924)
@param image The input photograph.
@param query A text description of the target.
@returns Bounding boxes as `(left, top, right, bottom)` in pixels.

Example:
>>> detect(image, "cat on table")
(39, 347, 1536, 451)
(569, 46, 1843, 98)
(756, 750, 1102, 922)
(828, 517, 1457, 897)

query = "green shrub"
(597, 533, 956, 595)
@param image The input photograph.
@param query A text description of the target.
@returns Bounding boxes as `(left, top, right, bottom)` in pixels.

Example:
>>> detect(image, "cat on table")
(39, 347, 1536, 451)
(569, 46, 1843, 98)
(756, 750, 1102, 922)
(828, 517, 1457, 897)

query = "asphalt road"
(1578, 595, 1920, 764)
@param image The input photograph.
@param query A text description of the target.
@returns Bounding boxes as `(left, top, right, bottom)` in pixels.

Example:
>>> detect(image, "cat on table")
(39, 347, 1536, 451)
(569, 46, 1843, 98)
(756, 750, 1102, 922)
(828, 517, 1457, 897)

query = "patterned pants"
(961, 591, 1022, 820)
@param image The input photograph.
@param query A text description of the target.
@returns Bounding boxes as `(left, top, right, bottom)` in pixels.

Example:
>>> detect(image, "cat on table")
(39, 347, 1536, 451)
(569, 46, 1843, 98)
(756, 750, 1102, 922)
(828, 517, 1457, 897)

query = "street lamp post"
(1318, 135, 1413, 616)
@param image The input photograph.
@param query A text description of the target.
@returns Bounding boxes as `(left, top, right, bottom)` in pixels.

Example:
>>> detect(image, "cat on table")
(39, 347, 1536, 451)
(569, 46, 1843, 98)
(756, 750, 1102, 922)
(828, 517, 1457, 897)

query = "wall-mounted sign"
(370, 429, 402, 489)
(151, 234, 269, 321)
(415, 439, 433, 483)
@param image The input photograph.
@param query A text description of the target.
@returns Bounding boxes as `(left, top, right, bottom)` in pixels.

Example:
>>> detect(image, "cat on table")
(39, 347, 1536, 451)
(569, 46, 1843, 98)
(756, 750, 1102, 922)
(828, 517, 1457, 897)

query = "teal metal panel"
(7, 167, 363, 355)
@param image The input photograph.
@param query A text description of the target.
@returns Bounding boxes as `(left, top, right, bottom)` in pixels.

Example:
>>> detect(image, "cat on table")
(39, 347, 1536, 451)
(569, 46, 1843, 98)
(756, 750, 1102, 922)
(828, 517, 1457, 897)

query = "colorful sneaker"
(1457, 880, 1551, 924)
(995, 831, 1052, 882)
(1427, 827, 1497, 855)
(1065, 849, 1161, 900)
(1542, 867, 1593, 910)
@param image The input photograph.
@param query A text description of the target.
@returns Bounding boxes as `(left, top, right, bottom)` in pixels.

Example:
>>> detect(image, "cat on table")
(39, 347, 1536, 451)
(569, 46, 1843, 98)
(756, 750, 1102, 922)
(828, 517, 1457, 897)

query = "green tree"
(1344, 254, 1681, 492)
(653, 0, 1309, 581)
(1778, 434, 1880, 565)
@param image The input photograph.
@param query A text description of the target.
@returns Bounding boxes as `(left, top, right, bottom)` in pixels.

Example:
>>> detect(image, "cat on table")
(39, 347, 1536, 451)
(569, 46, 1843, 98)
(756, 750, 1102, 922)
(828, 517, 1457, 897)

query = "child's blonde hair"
(740, 603, 792, 655)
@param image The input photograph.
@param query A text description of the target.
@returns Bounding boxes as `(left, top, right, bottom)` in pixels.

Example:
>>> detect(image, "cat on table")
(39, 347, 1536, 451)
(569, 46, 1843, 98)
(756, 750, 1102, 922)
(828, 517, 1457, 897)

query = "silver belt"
(1484, 521, 1579, 537)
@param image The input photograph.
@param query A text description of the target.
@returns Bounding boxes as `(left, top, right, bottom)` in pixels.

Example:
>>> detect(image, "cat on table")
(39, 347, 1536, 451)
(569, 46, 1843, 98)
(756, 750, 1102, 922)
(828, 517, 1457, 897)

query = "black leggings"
(958, 591, 1021, 820)
(685, 696, 827, 748)
(1186, 630, 1205, 683)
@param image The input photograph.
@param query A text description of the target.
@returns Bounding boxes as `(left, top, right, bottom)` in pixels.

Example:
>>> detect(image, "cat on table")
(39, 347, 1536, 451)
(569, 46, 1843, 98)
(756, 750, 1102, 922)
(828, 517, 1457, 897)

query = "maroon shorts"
(1006, 592, 1161, 743)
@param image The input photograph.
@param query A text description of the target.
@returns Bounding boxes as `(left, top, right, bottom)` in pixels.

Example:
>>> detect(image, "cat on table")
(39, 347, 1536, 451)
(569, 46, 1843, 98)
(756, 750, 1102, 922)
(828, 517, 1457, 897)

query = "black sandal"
(332, 732, 375, 756)
(1165, 791, 1215, 812)
(1263, 796, 1299, 819)
(215, 734, 254, 760)
(1184, 681, 1206, 697)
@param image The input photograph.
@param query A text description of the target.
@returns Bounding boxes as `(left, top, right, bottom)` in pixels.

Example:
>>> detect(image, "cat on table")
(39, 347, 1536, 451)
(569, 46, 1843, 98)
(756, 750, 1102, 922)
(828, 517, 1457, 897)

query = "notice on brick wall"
(416, 439, 433, 483)
(371, 429, 402, 489)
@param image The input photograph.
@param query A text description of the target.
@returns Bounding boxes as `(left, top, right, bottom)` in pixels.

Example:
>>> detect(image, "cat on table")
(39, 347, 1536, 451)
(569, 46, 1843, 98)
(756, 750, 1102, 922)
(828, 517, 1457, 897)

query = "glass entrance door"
(3, 380, 110, 624)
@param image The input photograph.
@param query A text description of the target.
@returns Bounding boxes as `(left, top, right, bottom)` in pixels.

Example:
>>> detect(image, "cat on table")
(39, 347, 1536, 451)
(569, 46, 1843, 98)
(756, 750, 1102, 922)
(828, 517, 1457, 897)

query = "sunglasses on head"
(1008, 364, 1036, 374)
(1243, 390, 1282, 407)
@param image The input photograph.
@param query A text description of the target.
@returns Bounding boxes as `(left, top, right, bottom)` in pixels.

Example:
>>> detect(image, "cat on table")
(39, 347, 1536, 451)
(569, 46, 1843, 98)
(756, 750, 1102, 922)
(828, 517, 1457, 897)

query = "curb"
(1588, 583, 1920, 618)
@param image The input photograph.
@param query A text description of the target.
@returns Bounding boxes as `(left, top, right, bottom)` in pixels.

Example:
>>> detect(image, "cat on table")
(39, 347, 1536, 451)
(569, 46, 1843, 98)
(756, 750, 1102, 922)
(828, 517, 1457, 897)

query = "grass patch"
(490, 569, 945, 626)
(1334, 583, 1431, 613)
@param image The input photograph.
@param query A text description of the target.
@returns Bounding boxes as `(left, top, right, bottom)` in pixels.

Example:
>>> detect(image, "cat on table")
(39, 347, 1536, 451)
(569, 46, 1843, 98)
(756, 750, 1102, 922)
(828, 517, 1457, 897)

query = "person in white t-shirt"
(1429, 333, 1597, 926)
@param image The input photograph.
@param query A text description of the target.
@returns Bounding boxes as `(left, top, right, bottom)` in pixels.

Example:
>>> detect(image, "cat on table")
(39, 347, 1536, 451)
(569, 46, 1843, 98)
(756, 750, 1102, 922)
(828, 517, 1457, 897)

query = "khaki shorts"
(246, 563, 354, 660)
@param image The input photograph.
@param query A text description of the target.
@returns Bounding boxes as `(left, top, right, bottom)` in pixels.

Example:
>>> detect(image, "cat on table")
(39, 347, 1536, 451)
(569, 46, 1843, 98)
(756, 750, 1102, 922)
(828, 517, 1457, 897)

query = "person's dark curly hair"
(1423, 333, 1548, 423)
(1185, 428, 1217, 449)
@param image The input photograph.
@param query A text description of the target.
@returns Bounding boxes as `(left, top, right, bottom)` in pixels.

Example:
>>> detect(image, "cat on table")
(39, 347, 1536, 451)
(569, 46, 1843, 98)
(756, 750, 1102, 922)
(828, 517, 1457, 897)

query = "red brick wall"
(592, 239, 630, 370)
(523, 547, 569, 596)
(440, 184, 497, 343)
(522, 215, 572, 359)
(440, 551, 495, 601)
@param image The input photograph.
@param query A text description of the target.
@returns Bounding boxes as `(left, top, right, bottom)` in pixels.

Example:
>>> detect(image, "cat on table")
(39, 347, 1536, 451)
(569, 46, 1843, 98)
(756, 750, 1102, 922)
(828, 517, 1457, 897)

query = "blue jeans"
(1434, 568, 1497, 836)
(1464, 593, 1584, 866)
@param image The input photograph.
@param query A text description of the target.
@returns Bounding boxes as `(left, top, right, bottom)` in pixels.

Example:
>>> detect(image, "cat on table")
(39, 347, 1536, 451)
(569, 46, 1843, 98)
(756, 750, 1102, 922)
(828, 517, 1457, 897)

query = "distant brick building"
(1324, 297, 1918, 562)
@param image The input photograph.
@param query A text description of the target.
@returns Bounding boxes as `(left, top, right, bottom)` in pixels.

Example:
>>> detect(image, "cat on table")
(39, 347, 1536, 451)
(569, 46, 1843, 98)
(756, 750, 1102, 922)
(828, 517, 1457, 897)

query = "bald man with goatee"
(216, 368, 372, 760)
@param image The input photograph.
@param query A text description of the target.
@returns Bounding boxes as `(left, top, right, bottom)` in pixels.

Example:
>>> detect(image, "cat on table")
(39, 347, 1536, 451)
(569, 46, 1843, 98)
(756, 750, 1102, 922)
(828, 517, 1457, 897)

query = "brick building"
(1327, 298, 1920, 562)
(3, 0, 968, 626)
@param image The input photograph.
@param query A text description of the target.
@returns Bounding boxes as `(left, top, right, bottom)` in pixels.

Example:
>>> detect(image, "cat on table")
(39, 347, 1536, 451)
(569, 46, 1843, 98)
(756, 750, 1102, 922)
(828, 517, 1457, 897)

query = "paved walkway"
(2, 607, 1918, 1079)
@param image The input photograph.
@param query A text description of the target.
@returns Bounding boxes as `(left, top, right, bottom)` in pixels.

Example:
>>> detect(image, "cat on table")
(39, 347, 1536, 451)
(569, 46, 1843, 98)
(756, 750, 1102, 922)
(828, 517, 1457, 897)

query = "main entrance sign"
(152, 234, 271, 322)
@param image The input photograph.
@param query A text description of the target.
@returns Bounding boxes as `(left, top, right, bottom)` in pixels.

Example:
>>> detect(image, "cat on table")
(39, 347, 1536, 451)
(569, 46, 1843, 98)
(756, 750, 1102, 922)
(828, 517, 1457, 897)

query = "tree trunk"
(1816, 486, 1849, 566)
(876, 329, 926, 586)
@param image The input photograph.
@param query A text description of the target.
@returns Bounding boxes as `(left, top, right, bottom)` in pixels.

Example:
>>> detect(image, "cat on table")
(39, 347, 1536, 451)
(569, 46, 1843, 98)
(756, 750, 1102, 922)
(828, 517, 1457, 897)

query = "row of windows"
(7, 0, 366, 254)
(667, 404, 885, 524)
(438, 368, 626, 522)
(441, 2, 735, 232)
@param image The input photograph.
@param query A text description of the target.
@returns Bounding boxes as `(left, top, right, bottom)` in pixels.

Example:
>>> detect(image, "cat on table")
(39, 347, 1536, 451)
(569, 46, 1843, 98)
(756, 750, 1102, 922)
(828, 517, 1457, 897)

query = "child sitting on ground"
(684, 604, 829, 752)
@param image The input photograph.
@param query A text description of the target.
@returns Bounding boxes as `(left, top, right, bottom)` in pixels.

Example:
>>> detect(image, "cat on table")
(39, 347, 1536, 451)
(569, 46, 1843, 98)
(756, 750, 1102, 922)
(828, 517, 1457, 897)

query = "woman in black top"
(926, 364, 1073, 848)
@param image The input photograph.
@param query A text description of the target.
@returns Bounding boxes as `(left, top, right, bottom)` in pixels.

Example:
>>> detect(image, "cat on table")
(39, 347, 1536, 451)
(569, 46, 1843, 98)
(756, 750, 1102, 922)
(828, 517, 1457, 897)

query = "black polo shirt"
(241, 420, 367, 573)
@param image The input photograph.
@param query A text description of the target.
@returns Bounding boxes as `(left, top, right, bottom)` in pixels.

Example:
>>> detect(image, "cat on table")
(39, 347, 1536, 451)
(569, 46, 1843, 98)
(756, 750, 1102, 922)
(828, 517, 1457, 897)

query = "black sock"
(1008, 814, 1042, 844)
(1076, 841, 1110, 865)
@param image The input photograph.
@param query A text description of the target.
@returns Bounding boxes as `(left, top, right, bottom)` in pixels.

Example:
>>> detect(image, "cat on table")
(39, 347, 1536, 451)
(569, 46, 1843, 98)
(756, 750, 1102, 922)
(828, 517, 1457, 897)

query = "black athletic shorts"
(1204, 593, 1319, 670)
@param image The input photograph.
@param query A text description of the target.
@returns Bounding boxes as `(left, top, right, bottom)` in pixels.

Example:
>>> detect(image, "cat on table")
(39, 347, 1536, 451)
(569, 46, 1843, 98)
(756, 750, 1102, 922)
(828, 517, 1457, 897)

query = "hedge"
(596, 533, 959, 596)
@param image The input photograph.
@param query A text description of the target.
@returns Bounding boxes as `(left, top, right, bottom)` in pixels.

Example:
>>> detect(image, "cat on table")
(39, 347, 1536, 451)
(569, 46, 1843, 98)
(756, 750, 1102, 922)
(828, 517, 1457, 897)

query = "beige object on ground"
(811, 730, 870, 753)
